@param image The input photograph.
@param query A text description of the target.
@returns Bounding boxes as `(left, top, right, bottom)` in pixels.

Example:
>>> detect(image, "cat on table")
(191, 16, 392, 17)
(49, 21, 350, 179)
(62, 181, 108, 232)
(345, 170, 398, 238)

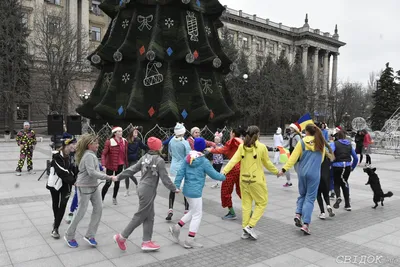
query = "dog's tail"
(384, 191, 393, 198)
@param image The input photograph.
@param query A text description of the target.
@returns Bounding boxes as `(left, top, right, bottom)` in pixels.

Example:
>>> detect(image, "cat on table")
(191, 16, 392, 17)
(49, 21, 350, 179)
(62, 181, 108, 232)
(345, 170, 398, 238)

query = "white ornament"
(185, 53, 195, 63)
(143, 62, 163, 86)
(182, 0, 190, 3)
(213, 57, 221, 68)
(91, 54, 101, 64)
(200, 78, 213, 94)
(165, 18, 174, 29)
(146, 50, 156, 61)
(122, 19, 129, 29)
(137, 15, 153, 31)
(122, 73, 130, 83)
(179, 76, 188, 85)
(113, 51, 123, 62)
(205, 26, 211, 35)
(102, 72, 113, 89)
(186, 11, 199, 42)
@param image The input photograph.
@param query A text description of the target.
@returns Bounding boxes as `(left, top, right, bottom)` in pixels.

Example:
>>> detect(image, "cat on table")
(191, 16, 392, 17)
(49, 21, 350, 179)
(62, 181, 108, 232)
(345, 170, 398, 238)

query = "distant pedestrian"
(362, 129, 373, 166)
(354, 130, 364, 166)
(211, 131, 224, 189)
(15, 122, 37, 175)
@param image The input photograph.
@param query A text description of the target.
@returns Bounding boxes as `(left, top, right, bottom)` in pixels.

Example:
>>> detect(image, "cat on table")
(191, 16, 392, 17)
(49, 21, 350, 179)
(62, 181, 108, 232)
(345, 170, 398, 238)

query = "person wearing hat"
(187, 127, 215, 150)
(169, 138, 226, 248)
(282, 122, 302, 187)
(113, 137, 179, 252)
(166, 123, 191, 221)
(47, 133, 77, 239)
(101, 126, 128, 205)
(15, 121, 37, 176)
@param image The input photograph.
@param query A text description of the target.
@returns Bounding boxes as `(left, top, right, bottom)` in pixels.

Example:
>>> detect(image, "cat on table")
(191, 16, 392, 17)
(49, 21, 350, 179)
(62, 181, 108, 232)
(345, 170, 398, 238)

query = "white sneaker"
(124, 189, 130, 197)
(243, 226, 258, 240)
(183, 237, 203, 249)
(319, 213, 326, 220)
(15, 172, 21, 176)
(211, 183, 220, 189)
(169, 225, 181, 243)
(241, 230, 250, 239)
(112, 198, 118, 205)
(65, 213, 73, 224)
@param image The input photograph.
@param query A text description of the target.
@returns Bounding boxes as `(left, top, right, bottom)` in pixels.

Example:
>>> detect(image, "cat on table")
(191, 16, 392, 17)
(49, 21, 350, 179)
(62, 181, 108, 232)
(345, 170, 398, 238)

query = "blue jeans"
(70, 186, 78, 213)
(296, 172, 320, 224)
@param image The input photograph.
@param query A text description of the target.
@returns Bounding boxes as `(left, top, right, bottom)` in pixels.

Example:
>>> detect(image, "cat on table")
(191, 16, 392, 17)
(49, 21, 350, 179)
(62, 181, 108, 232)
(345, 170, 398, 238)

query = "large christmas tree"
(77, 0, 239, 129)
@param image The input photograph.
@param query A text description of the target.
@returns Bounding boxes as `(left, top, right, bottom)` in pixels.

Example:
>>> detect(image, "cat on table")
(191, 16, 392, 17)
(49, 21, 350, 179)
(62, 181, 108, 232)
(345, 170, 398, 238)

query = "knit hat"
(276, 127, 282, 134)
(191, 127, 200, 136)
(174, 123, 186, 136)
(112, 126, 123, 133)
(62, 132, 76, 145)
(194, 137, 206, 152)
(147, 137, 162, 151)
(289, 122, 301, 133)
(215, 131, 223, 138)
(23, 121, 30, 127)
(335, 126, 342, 132)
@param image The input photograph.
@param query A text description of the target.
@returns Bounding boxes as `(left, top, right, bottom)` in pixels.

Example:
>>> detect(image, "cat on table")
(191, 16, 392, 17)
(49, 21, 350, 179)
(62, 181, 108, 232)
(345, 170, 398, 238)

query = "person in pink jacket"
(362, 129, 373, 166)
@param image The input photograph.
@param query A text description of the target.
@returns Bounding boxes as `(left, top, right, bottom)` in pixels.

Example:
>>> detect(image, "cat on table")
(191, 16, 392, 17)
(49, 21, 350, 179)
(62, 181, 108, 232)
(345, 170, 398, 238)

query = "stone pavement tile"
(202, 213, 225, 224)
(381, 217, 400, 229)
(0, 204, 20, 211)
(25, 209, 53, 219)
(4, 234, 46, 251)
(8, 244, 54, 265)
(247, 263, 269, 267)
(262, 254, 310, 267)
(58, 248, 106, 267)
(47, 238, 92, 255)
(0, 242, 6, 254)
(0, 207, 24, 216)
(195, 223, 227, 237)
(375, 234, 400, 247)
(315, 257, 358, 267)
(208, 231, 241, 245)
(337, 233, 371, 245)
(84, 260, 115, 267)
(150, 243, 192, 261)
(392, 230, 400, 237)
(30, 215, 54, 226)
(77, 222, 114, 236)
(0, 219, 33, 231)
(362, 240, 400, 256)
(350, 224, 398, 240)
(214, 221, 243, 231)
(289, 248, 329, 263)
(1, 226, 38, 240)
(0, 252, 11, 266)
(264, 211, 289, 220)
(96, 241, 141, 260)
(13, 256, 63, 267)
(111, 252, 158, 267)
(191, 236, 219, 249)
(19, 201, 48, 209)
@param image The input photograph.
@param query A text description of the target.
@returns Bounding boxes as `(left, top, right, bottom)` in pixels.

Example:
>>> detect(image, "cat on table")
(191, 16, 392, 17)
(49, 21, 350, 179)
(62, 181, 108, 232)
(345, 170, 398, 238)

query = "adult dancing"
(206, 128, 243, 220)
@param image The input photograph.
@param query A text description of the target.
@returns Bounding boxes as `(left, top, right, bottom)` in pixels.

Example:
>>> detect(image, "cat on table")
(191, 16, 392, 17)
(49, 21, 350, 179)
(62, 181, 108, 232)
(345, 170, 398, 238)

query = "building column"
(237, 32, 243, 47)
(313, 47, 320, 87)
(332, 52, 339, 92)
(323, 50, 330, 95)
(301, 44, 309, 75)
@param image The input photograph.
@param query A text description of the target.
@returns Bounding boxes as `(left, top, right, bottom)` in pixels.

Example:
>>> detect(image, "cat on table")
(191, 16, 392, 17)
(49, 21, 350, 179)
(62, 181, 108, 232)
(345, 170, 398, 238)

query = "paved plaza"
(0, 138, 400, 267)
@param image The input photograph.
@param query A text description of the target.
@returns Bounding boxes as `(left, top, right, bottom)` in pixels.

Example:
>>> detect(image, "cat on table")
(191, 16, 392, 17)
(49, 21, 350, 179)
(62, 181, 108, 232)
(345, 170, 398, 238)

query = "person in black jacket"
(47, 134, 77, 239)
(354, 130, 364, 165)
(125, 128, 148, 196)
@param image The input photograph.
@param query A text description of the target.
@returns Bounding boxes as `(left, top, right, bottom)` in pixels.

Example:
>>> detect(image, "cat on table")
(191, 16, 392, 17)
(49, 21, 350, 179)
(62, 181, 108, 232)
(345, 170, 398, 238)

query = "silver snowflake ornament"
(122, 19, 129, 29)
(165, 18, 174, 29)
(122, 73, 130, 83)
(179, 76, 188, 85)
(205, 26, 211, 35)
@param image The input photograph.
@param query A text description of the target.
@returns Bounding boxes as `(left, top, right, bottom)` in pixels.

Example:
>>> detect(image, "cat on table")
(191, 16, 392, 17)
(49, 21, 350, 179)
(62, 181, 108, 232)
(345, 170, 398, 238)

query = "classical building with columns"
(221, 6, 346, 103)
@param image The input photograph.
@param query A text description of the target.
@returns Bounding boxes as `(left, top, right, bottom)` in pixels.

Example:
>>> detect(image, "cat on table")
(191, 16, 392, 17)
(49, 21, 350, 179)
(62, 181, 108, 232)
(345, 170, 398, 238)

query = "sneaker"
(243, 226, 258, 240)
(166, 212, 173, 221)
(344, 206, 352, 211)
(112, 198, 118, 205)
(222, 212, 237, 220)
(301, 224, 311, 235)
(318, 213, 326, 220)
(113, 234, 127, 251)
(15, 171, 21, 176)
(51, 229, 60, 239)
(327, 206, 335, 217)
(83, 236, 97, 247)
(66, 213, 73, 224)
(64, 236, 78, 248)
(283, 182, 293, 187)
(141, 241, 160, 251)
(27, 170, 36, 174)
(333, 198, 342, 209)
(241, 231, 250, 239)
(211, 183, 220, 189)
(124, 189, 130, 197)
(294, 215, 302, 227)
(184, 237, 203, 249)
(330, 192, 335, 199)
(169, 225, 181, 243)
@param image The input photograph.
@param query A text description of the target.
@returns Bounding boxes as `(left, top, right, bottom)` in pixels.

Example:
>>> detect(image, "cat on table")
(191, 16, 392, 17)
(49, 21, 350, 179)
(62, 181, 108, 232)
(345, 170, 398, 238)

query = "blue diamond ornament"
(167, 47, 173, 56)
(118, 106, 124, 115)
(181, 109, 188, 119)
(196, 0, 201, 7)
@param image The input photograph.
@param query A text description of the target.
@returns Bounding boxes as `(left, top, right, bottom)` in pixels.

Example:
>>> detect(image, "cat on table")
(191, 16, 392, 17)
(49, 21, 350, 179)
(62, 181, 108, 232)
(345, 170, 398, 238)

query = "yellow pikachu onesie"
(223, 140, 278, 229)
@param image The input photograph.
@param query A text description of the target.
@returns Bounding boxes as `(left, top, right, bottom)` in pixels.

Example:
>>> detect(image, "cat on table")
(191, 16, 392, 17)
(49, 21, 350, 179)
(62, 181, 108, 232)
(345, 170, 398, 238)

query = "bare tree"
(30, 5, 90, 116)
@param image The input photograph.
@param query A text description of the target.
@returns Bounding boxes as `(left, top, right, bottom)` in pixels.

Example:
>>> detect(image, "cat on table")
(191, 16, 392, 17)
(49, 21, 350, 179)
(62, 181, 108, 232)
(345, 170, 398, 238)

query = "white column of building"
(323, 50, 330, 95)
(301, 44, 309, 75)
(332, 52, 339, 92)
(313, 47, 320, 87)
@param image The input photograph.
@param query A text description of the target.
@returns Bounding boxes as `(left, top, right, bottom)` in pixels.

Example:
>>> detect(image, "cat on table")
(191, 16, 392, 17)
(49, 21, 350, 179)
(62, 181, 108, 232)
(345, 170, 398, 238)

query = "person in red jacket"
(187, 127, 215, 150)
(206, 127, 243, 220)
(362, 129, 373, 166)
(101, 126, 128, 205)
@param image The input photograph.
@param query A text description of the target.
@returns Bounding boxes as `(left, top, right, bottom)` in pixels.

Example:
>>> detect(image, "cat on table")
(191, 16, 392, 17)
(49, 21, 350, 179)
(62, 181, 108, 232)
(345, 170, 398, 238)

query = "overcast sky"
(221, 0, 400, 86)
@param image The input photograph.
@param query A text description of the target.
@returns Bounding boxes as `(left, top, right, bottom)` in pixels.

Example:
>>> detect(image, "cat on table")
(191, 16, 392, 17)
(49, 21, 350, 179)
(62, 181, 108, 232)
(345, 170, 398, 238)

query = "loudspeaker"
(67, 115, 82, 135)
(47, 115, 64, 135)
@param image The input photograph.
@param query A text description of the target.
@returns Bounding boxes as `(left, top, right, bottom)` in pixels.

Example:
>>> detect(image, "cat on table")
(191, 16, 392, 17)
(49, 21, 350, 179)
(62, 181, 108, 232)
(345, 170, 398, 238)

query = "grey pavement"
(0, 138, 400, 266)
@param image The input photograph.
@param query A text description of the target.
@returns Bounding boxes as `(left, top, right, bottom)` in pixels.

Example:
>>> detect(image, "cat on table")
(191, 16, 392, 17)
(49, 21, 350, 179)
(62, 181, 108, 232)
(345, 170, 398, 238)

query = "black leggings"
(102, 165, 124, 200)
(359, 154, 363, 164)
(333, 166, 351, 207)
(125, 161, 138, 189)
(50, 184, 71, 229)
(366, 154, 371, 165)
(168, 192, 189, 211)
(317, 158, 331, 213)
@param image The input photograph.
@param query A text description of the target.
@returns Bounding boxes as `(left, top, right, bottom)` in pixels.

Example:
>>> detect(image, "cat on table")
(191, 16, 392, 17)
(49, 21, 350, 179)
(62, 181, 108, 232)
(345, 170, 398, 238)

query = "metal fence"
(84, 123, 232, 162)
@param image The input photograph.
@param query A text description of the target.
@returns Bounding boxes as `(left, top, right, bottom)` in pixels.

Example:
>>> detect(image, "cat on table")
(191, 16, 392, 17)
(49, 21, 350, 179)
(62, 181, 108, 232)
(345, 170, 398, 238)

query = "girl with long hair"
(47, 133, 77, 239)
(222, 126, 278, 240)
(279, 124, 331, 235)
(64, 134, 115, 248)
(101, 126, 128, 205)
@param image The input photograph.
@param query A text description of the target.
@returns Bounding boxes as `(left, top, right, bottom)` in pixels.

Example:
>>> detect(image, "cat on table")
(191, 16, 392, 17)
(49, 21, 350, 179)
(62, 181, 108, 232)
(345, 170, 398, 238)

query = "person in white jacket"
(273, 127, 284, 164)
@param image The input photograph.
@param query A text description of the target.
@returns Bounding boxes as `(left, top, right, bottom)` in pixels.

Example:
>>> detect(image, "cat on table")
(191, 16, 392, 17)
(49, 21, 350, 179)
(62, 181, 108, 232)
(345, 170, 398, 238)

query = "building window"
(45, 0, 61, 5)
(242, 37, 248, 48)
(91, 0, 102, 16)
(90, 26, 101, 41)
(16, 105, 30, 121)
(48, 16, 61, 34)
(256, 41, 263, 52)
(256, 56, 263, 69)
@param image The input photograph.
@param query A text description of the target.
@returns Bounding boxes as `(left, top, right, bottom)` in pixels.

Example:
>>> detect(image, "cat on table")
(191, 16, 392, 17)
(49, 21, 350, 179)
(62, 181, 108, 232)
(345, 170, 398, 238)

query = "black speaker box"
(67, 115, 82, 135)
(47, 115, 64, 135)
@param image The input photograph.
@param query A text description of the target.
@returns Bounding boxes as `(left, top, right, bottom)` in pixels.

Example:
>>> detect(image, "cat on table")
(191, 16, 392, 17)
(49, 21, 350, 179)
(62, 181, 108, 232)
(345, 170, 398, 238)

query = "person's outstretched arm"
(204, 161, 226, 181)
(222, 144, 243, 174)
(261, 146, 279, 175)
(117, 158, 142, 183)
(158, 159, 177, 192)
(282, 142, 302, 172)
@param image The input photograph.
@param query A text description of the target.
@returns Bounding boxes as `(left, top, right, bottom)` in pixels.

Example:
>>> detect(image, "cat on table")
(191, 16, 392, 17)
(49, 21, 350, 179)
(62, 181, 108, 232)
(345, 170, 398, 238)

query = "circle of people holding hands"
(46, 119, 373, 252)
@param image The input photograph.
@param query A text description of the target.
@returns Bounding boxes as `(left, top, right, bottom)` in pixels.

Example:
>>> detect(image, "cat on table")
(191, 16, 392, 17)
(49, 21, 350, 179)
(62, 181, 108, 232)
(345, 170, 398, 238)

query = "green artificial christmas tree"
(77, 0, 239, 129)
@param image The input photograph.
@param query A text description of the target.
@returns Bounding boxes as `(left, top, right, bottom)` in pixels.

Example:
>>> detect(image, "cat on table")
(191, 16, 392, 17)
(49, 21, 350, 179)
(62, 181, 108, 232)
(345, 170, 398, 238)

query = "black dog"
(363, 168, 393, 208)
